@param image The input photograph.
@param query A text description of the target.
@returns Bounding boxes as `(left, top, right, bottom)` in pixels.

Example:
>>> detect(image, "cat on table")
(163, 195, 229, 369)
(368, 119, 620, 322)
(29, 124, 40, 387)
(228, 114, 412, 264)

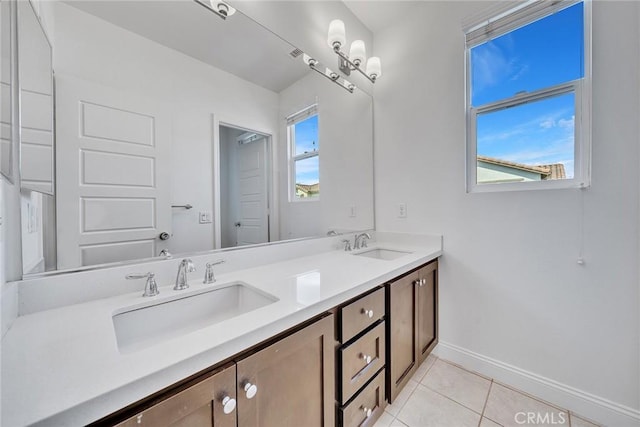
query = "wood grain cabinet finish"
(237, 314, 335, 427)
(339, 321, 386, 404)
(339, 370, 386, 427)
(387, 260, 438, 402)
(340, 288, 385, 342)
(114, 364, 237, 427)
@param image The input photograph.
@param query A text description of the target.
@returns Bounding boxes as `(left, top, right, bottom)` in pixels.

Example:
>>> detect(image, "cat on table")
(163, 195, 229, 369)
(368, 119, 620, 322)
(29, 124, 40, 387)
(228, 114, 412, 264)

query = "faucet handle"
(203, 259, 225, 284)
(342, 239, 352, 252)
(126, 272, 159, 297)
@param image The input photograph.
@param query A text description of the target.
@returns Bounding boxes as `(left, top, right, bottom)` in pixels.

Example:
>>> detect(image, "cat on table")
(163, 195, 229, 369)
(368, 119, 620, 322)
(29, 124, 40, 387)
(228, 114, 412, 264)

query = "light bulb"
(366, 57, 382, 80)
(349, 40, 366, 67)
(327, 20, 346, 50)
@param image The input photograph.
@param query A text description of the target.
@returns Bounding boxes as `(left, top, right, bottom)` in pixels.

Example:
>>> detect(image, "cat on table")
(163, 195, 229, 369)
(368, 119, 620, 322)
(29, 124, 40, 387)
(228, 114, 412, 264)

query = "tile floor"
(373, 355, 600, 427)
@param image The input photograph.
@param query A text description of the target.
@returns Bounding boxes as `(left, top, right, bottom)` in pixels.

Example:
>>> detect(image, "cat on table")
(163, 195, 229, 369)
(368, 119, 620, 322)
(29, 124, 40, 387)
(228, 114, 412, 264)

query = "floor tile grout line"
(422, 382, 488, 417)
(437, 357, 493, 382)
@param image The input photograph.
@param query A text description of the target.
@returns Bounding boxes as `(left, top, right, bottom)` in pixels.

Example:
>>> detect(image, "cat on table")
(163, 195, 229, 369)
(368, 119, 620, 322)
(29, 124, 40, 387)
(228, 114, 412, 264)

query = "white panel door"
(235, 137, 268, 246)
(56, 74, 171, 269)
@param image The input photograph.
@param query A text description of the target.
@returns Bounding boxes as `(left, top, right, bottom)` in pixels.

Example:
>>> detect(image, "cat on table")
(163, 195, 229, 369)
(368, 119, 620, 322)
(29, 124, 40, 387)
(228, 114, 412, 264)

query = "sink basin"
(113, 282, 278, 353)
(354, 248, 411, 261)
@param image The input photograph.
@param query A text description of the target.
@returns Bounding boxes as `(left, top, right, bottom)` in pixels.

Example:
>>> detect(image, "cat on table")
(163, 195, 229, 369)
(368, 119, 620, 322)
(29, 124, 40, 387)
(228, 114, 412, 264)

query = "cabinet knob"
(361, 406, 373, 418)
(244, 382, 258, 399)
(415, 278, 426, 286)
(362, 308, 374, 318)
(360, 353, 372, 364)
(221, 396, 236, 414)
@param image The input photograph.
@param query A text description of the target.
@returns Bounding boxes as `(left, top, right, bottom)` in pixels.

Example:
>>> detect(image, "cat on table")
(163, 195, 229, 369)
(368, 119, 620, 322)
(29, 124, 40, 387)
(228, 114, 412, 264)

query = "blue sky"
(472, 2, 583, 178)
(294, 115, 319, 185)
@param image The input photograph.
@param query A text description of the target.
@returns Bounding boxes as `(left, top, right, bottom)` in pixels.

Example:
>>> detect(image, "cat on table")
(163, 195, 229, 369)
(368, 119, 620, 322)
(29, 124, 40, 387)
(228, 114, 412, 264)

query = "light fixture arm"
(333, 46, 377, 83)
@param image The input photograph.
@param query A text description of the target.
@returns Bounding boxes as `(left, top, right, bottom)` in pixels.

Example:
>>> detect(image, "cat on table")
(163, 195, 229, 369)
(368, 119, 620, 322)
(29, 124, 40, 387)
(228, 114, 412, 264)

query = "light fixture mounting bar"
(333, 47, 377, 84)
(307, 61, 354, 93)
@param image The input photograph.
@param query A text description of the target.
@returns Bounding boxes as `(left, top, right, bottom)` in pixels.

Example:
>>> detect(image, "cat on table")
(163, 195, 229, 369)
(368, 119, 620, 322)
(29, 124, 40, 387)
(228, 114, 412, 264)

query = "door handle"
(159, 232, 171, 240)
(234, 222, 241, 228)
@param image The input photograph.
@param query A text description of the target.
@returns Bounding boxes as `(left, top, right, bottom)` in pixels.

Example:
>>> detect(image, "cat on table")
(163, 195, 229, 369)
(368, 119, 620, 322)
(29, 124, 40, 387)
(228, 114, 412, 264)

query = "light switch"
(398, 203, 407, 218)
(199, 211, 212, 224)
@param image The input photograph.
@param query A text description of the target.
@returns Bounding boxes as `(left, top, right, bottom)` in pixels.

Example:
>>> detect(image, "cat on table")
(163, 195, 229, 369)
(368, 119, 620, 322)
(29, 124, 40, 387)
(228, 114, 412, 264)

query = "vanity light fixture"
(303, 54, 355, 93)
(194, 0, 236, 20)
(327, 19, 382, 83)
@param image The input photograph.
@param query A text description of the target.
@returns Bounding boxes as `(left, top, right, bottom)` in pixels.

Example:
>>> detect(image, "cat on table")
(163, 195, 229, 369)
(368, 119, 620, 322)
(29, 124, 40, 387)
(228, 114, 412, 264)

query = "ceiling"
(66, 0, 310, 92)
(343, 1, 429, 33)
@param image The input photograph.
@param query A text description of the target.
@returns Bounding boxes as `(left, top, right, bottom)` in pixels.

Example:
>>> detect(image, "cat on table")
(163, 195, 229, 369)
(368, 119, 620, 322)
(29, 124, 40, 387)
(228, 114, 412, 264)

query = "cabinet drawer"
(340, 370, 386, 427)
(340, 287, 385, 343)
(339, 321, 386, 404)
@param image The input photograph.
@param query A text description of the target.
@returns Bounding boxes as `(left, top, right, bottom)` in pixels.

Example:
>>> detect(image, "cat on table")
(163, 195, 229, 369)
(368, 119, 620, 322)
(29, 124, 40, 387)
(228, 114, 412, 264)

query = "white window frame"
(465, 0, 592, 193)
(287, 104, 319, 202)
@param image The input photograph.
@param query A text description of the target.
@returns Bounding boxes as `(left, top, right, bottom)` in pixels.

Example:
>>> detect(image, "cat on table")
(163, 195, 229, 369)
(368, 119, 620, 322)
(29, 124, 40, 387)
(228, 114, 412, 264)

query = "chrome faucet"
(203, 259, 225, 284)
(126, 272, 159, 297)
(354, 232, 371, 250)
(342, 239, 352, 251)
(174, 258, 196, 290)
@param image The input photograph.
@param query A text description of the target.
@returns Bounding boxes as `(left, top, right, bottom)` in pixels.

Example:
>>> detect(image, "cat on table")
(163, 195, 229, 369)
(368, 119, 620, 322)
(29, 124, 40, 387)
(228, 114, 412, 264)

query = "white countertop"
(2, 236, 441, 426)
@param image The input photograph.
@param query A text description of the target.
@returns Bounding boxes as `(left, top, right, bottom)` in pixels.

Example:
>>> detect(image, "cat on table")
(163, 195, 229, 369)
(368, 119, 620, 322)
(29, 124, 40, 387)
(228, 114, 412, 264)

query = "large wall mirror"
(18, 0, 374, 277)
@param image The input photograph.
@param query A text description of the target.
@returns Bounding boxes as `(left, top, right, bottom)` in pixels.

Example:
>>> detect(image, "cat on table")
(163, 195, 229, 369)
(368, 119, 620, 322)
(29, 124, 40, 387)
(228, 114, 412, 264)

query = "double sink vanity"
(2, 232, 442, 426)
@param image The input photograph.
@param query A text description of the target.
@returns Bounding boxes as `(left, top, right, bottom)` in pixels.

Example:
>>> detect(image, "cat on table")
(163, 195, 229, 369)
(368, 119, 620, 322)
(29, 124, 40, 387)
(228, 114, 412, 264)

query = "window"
(465, 0, 591, 192)
(287, 105, 319, 200)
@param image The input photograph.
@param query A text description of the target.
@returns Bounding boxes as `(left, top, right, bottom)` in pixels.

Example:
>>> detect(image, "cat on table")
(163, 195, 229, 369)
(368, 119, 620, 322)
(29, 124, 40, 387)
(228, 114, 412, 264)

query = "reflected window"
(287, 105, 319, 200)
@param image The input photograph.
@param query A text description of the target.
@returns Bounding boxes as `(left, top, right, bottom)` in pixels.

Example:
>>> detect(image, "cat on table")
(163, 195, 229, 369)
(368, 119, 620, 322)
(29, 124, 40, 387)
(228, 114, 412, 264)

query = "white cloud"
(539, 118, 555, 129)
(558, 115, 575, 129)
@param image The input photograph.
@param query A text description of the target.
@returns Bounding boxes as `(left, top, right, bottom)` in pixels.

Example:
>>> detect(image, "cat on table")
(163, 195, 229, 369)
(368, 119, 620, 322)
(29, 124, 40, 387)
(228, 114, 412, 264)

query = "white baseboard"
(434, 341, 640, 427)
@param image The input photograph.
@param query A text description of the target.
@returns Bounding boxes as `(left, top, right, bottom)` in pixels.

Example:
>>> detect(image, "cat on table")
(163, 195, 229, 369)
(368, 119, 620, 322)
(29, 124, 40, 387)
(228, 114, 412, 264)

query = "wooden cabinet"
(236, 314, 335, 427)
(336, 287, 387, 426)
(387, 260, 438, 402)
(114, 363, 237, 427)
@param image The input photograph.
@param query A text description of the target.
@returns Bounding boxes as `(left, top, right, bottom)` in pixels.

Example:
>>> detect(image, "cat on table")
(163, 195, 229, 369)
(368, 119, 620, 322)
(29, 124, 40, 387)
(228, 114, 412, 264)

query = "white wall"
(51, 3, 280, 259)
(373, 1, 639, 424)
(278, 72, 374, 239)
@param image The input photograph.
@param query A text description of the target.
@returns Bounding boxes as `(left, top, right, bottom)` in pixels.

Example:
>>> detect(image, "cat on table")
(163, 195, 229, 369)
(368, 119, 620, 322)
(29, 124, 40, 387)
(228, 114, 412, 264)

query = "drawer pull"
(360, 353, 372, 364)
(221, 395, 236, 414)
(361, 406, 373, 418)
(362, 308, 374, 318)
(244, 382, 258, 399)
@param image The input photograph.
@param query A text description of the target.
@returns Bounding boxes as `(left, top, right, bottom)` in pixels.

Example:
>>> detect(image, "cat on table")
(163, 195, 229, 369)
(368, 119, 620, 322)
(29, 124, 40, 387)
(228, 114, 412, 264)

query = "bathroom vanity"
(1, 233, 441, 426)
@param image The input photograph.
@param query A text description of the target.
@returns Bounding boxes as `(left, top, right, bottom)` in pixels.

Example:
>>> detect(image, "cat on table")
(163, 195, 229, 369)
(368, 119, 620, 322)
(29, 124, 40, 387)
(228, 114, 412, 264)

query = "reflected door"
(234, 135, 268, 246)
(55, 74, 172, 269)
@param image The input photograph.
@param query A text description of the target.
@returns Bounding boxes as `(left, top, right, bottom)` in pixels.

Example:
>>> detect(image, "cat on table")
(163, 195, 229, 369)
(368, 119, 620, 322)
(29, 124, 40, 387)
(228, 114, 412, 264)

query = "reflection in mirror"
(1, 0, 14, 182)
(17, 0, 56, 275)
(19, 0, 54, 194)
(21, 0, 374, 276)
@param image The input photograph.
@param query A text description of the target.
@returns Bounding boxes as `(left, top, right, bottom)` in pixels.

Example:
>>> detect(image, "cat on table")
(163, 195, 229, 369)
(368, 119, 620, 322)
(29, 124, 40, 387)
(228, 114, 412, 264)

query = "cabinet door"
(237, 314, 335, 427)
(417, 261, 438, 363)
(115, 364, 237, 427)
(387, 272, 418, 402)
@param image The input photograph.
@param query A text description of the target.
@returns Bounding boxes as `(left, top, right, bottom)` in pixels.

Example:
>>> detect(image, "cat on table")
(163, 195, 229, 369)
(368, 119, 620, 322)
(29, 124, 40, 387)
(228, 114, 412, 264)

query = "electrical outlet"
(199, 211, 212, 224)
(398, 203, 407, 218)
(349, 205, 356, 217)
